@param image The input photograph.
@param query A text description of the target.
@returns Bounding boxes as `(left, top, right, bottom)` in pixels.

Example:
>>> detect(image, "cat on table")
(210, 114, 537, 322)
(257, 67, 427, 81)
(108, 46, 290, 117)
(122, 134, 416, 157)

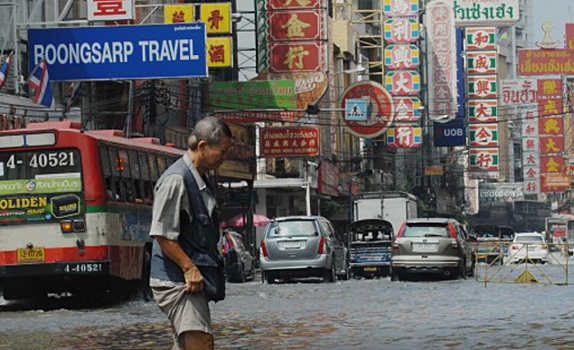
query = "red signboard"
(538, 117, 564, 136)
(539, 136, 564, 155)
(518, 49, 574, 76)
(567, 24, 574, 51)
(268, 10, 324, 41)
(267, 0, 322, 10)
(318, 160, 339, 197)
(268, 42, 325, 73)
(394, 97, 422, 122)
(260, 127, 320, 157)
(541, 174, 570, 193)
(338, 81, 395, 139)
(541, 155, 564, 174)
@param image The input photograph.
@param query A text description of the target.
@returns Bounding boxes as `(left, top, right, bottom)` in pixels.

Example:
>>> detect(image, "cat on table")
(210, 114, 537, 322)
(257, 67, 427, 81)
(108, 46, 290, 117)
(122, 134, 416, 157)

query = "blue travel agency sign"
(28, 23, 207, 81)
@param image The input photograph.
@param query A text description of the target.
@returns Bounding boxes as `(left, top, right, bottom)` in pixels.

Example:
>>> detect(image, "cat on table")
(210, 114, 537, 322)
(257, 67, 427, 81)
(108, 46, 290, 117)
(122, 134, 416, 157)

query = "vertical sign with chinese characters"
(164, 4, 194, 24)
(385, 0, 424, 148)
(521, 104, 540, 194)
(201, 3, 233, 68)
(87, 0, 134, 22)
(466, 26, 499, 179)
(538, 78, 568, 193)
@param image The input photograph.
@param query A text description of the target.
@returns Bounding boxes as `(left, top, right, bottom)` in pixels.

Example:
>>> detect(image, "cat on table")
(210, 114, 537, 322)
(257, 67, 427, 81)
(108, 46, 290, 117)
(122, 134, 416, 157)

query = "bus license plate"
(17, 248, 45, 263)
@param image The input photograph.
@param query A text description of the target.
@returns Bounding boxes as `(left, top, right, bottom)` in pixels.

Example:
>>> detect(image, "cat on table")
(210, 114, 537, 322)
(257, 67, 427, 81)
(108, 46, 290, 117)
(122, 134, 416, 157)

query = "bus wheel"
(142, 248, 153, 302)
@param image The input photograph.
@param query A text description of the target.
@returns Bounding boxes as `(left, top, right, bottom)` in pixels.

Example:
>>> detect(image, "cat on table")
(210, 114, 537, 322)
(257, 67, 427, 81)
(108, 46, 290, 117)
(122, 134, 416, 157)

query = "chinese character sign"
(465, 27, 496, 50)
(207, 37, 233, 67)
(268, 10, 323, 41)
(87, 0, 133, 21)
(201, 3, 232, 34)
(260, 127, 320, 157)
(164, 4, 194, 24)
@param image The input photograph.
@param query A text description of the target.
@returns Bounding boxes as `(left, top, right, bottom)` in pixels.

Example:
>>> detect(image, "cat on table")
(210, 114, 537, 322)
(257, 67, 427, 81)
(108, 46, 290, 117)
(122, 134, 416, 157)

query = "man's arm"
(154, 236, 204, 293)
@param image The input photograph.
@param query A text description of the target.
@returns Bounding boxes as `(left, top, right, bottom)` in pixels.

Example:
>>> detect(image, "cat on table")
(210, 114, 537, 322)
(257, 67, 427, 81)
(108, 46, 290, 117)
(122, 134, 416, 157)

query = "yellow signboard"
(164, 4, 194, 24)
(207, 37, 233, 68)
(200, 3, 231, 34)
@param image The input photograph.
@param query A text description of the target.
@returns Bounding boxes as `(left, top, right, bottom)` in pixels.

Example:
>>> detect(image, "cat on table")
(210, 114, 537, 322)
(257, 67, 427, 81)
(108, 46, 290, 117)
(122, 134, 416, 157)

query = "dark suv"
(391, 218, 475, 281)
(260, 216, 350, 283)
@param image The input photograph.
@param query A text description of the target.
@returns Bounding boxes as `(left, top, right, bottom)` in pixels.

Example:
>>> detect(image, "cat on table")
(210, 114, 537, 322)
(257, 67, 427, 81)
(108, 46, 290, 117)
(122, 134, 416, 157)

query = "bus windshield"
(0, 149, 83, 224)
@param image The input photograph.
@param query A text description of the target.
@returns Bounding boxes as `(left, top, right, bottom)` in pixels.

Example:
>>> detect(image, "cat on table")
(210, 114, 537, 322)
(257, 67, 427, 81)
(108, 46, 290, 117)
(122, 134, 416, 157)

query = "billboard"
(28, 24, 208, 81)
(453, 0, 519, 25)
(260, 127, 320, 157)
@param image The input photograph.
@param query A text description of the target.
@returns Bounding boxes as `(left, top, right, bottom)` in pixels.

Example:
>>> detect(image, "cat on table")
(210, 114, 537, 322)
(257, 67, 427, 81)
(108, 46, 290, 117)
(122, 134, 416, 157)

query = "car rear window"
(516, 235, 543, 243)
(266, 220, 318, 237)
(402, 223, 449, 238)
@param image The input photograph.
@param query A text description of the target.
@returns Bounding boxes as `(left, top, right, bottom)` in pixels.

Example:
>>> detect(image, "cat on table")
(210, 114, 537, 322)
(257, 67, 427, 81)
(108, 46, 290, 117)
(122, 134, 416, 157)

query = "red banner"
(540, 155, 564, 174)
(268, 42, 325, 73)
(268, 10, 323, 41)
(567, 24, 574, 51)
(266, 0, 322, 10)
(260, 127, 320, 157)
(539, 136, 564, 155)
(518, 49, 574, 76)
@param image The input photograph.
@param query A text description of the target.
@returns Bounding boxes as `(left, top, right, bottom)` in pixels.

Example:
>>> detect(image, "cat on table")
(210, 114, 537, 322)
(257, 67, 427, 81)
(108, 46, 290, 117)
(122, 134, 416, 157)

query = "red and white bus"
(0, 121, 184, 300)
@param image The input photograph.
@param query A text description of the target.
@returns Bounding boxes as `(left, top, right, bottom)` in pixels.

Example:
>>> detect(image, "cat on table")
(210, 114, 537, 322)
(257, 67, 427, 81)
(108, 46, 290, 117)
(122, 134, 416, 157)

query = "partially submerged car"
(506, 232, 549, 264)
(348, 219, 394, 278)
(471, 225, 515, 264)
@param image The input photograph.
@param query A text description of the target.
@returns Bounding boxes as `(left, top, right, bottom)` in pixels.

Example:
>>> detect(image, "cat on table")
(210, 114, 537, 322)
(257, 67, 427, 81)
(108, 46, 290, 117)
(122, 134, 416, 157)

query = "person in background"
(149, 117, 232, 350)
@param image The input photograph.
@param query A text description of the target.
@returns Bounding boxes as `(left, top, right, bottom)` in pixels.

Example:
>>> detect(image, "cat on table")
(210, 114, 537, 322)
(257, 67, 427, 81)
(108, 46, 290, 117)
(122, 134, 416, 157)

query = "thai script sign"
(383, 0, 419, 17)
(209, 80, 296, 111)
(518, 49, 574, 76)
(541, 174, 570, 193)
(28, 24, 207, 81)
(453, 0, 519, 25)
(384, 18, 420, 43)
(260, 127, 320, 157)
(479, 183, 524, 204)
(87, 0, 133, 22)
(0, 177, 82, 196)
(500, 79, 538, 106)
(466, 27, 496, 50)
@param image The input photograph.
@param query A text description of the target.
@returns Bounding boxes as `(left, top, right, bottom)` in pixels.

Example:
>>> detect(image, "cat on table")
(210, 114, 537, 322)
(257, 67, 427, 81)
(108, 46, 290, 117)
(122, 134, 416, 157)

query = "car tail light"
(448, 224, 459, 250)
(227, 235, 234, 248)
(392, 241, 399, 250)
(60, 220, 73, 233)
(318, 237, 326, 254)
(395, 222, 406, 238)
(542, 245, 548, 250)
(511, 245, 519, 250)
(260, 240, 268, 257)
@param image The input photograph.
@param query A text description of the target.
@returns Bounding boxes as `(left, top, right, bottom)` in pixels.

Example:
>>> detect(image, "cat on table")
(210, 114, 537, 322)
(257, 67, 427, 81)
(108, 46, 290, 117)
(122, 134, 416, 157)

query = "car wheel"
(324, 264, 335, 283)
(240, 265, 247, 283)
(391, 268, 400, 282)
(264, 271, 276, 284)
(459, 261, 467, 280)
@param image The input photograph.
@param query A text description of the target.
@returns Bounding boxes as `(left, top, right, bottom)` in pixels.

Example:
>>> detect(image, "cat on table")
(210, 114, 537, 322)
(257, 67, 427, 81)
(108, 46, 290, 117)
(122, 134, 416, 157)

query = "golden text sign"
(260, 127, 320, 157)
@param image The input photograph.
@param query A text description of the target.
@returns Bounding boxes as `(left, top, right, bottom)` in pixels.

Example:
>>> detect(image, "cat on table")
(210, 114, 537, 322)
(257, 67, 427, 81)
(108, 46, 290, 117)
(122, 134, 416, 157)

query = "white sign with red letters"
(88, 0, 134, 22)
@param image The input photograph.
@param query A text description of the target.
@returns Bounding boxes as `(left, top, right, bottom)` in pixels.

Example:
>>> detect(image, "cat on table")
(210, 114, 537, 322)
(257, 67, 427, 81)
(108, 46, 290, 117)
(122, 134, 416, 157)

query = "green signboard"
(0, 177, 82, 196)
(209, 80, 296, 110)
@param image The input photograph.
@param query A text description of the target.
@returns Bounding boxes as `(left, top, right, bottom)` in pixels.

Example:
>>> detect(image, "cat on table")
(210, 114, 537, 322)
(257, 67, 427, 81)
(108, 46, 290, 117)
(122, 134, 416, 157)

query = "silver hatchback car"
(259, 216, 349, 283)
(391, 218, 475, 281)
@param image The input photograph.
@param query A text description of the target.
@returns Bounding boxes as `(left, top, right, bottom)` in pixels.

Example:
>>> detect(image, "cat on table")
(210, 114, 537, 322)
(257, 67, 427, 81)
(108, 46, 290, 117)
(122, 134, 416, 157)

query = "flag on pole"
(0, 52, 13, 91)
(27, 58, 55, 108)
(63, 82, 83, 112)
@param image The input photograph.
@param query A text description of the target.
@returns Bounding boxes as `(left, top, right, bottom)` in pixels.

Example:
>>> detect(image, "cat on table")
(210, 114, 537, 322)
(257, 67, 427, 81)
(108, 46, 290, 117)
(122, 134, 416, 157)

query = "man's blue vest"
(150, 157, 225, 301)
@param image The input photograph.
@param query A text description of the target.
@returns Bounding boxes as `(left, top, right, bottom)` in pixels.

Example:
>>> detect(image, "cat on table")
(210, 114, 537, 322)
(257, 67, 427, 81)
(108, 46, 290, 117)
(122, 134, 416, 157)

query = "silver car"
(391, 218, 475, 281)
(259, 216, 349, 283)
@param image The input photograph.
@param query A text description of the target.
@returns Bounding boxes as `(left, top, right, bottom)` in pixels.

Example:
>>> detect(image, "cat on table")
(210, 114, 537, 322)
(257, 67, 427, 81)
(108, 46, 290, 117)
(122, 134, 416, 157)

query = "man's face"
(201, 137, 232, 171)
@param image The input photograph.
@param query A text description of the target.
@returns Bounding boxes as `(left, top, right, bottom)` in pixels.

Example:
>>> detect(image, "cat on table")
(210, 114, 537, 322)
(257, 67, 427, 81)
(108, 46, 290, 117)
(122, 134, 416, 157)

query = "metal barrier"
(474, 242, 570, 286)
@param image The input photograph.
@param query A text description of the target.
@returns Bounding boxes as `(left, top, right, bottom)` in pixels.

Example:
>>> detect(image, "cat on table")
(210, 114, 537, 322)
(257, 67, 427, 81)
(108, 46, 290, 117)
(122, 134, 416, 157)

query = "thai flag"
(0, 52, 13, 90)
(64, 82, 82, 112)
(27, 58, 55, 108)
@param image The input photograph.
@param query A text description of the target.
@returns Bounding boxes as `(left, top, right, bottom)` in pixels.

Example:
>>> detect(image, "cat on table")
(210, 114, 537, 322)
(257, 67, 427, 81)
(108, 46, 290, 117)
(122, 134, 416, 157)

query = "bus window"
(108, 147, 121, 201)
(100, 145, 115, 200)
(118, 149, 135, 203)
(128, 150, 144, 202)
(157, 156, 167, 175)
(148, 154, 159, 182)
(139, 152, 150, 181)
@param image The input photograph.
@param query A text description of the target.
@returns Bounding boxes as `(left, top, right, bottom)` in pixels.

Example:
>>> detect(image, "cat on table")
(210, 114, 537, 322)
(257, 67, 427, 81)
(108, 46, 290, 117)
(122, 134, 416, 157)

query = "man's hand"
(184, 266, 204, 293)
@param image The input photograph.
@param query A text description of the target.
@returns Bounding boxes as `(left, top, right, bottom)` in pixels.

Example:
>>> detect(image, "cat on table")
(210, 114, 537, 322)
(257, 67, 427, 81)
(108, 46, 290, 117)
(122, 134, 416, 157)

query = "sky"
(532, 0, 573, 44)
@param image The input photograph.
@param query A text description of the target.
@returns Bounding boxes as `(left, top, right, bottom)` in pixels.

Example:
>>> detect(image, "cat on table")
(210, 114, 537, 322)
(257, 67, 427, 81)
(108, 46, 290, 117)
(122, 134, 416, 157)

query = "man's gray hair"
(187, 117, 232, 150)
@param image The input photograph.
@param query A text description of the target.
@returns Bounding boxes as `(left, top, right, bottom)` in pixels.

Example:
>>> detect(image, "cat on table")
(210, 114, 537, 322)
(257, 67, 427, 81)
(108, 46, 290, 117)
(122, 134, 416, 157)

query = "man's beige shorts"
(152, 284, 213, 344)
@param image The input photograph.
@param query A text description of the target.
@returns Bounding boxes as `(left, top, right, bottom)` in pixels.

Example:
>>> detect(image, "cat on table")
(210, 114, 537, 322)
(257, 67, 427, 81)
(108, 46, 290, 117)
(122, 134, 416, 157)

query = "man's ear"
(197, 140, 208, 152)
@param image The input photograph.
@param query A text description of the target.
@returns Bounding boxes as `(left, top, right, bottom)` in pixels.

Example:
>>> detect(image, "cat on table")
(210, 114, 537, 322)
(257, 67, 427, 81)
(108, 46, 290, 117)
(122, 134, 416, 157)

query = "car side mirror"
(314, 232, 319, 236)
